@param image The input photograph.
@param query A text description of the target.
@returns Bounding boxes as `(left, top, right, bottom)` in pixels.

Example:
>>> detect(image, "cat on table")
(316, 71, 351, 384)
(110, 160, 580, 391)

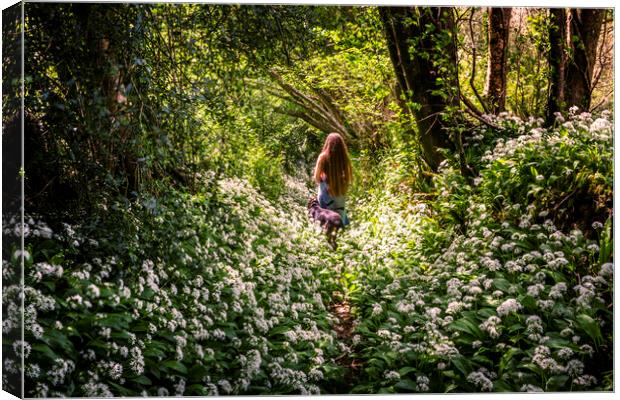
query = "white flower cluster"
(496, 298, 522, 316)
(467, 368, 494, 391)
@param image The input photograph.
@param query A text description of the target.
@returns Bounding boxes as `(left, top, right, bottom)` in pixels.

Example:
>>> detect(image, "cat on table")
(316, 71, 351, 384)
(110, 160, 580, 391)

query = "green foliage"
(277, 6, 394, 152)
(341, 110, 613, 393)
(6, 177, 348, 396)
(506, 10, 552, 116)
(244, 145, 285, 201)
(473, 111, 613, 238)
(4, 4, 614, 396)
(20, 3, 338, 214)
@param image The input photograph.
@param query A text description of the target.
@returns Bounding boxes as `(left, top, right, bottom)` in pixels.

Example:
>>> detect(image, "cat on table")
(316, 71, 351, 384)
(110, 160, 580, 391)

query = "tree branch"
(460, 93, 504, 130)
(268, 70, 354, 139)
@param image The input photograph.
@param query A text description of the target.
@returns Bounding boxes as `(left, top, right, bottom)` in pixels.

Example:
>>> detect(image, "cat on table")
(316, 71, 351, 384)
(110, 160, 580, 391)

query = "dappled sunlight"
(3, 2, 613, 396)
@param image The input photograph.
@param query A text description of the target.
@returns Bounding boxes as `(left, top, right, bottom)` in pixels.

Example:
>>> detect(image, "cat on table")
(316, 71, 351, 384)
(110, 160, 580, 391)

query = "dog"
(307, 197, 342, 250)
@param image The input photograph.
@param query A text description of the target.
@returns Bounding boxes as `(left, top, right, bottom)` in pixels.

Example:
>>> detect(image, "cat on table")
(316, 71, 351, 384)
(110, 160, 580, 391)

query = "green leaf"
(186, 384, 208, 395)
(269, 325, 291, 336)
(133, 375, 152, 385)
(149, 364, 160, 379)
(598, 217, 613, 264)
(544, 269, 567, 284)
(493, 378, 514, 392)
(442, 370, 456, 379)
(162, 360, 188, 374)
(508, 323, 524, 333)
(394, 378, 417, 392)
(499, 347, 521, 376)
(108, 381, 131, 396)
(450, 317, 483, 338)
(451, 356, 472, 376)
(45, 330, 75, 355)
(98, 313, 131, 329)
(544, 337, 570, 349)
(444, 383, 458, 393)
(143, 346, 166, 358)
(131, 321, 149, 332)
(476, 308, 496, 319)
(576, 313, 603, 346)
(31, 343, 59, 360)
(472, 353, 492, 365)
(493, 278, 512, 292)
(522, 362, 543, 375)
(111, 331, 133, 341)
(398, 366, 417, 377)
(546, 374, 569, 390)
(519, 294, 537, 311)
(188, 364, 209, 382)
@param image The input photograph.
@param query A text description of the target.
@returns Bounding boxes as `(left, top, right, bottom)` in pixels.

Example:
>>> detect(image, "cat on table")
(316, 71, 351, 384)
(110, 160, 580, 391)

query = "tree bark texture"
(564, 8, 605, 111)
(379, 6, 458, 171)
(546, 7, 567, 125)
(484, 7, 512, 113)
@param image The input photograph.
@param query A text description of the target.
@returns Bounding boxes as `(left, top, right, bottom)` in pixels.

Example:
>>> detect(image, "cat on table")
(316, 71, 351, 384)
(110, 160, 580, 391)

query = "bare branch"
(460, 93, 504, 130)
(267, 69, 355, 140)
(274, 107, 336, 134)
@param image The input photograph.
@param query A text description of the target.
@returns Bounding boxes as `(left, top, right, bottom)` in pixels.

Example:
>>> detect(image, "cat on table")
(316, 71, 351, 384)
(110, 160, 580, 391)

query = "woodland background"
(1, 3, 615, 396)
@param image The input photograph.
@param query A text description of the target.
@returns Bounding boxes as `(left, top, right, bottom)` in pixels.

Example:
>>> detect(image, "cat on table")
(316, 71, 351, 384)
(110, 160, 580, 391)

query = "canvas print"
(1, 2, 614, 397)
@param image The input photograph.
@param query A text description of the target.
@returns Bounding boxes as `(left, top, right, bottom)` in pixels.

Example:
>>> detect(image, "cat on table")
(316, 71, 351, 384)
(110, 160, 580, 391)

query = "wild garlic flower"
(384, 370, 400, 381)
(416, 375, 430, 392)
(467, 370, 493, 391)
(573, 375, 597, 387)
(527, 283, 545, 297)
(480, 316, 502, 339)
(497, 299, 522, 316)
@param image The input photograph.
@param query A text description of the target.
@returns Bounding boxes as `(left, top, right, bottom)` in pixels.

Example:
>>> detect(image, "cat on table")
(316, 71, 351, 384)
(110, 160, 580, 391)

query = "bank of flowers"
(346, 110, 613, 393)
(3, 175, 344, 396)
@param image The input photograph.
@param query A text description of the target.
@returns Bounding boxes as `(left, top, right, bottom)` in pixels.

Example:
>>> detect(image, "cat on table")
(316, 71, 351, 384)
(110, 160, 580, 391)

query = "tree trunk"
(546, 7, 567, 125)
(379, 6, 457, 171)
(484, 7, 512, 113)
(564, 9, 605, 111)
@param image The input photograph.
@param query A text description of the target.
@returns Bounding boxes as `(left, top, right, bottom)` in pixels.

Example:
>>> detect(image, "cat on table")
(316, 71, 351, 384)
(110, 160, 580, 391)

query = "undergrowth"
(2, 110, 613, 395)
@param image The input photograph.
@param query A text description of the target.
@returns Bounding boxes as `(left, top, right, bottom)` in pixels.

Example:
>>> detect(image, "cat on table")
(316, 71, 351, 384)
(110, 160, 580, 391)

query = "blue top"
(318, 179, 350, 226)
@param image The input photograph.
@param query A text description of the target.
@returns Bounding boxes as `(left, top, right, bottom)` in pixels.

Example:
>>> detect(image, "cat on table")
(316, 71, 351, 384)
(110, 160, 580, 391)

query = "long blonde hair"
(313, 133, 352, 197)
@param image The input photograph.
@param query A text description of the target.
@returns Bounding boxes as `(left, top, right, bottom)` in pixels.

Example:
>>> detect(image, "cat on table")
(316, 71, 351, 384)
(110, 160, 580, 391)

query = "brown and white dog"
(307, 197, 342, 250)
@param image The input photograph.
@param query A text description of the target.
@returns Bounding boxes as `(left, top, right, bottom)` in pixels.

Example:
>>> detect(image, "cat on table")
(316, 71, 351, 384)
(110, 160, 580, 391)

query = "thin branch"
(268, 70, 354, 139)
(591, 14, 612, 94)
(590, 89, 614, 113)
(269, 70, 329, 118)
(460, 93, 504, 130)
(274, 107, 342, 135)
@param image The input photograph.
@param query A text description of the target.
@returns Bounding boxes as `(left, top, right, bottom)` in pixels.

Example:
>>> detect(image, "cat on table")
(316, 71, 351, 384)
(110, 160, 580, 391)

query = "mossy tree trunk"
(547, 8, 604, 123)
(379, 6, 458, 172)
(546, 7, 567, 125)
(564, 8, 605, 111)
(484, 7, 512, 113)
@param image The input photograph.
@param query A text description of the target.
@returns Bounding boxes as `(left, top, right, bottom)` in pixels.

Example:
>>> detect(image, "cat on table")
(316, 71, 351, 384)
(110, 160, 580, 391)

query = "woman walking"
(313, 133, 353, 227)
